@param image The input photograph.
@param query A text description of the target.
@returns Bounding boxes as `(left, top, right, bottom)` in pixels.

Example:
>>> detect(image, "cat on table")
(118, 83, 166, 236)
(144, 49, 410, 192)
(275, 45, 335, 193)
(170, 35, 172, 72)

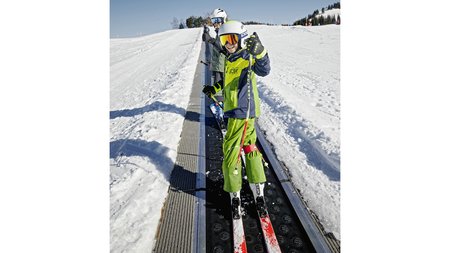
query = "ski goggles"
(211, 17, 224, 24)
(219, 34, 239, 46)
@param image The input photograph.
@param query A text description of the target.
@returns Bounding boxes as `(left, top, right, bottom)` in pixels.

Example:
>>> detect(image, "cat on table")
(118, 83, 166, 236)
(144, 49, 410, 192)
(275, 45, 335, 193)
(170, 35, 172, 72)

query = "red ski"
(232, 218, 247, 253)
(258, 209, 281, 253)
(231, 193, 247, 253)
(251, 184, 282, 253)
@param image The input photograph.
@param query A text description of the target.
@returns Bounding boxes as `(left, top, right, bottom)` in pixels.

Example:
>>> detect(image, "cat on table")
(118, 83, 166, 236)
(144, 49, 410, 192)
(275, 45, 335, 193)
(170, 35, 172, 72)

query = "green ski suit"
(211, 47, 270, 193)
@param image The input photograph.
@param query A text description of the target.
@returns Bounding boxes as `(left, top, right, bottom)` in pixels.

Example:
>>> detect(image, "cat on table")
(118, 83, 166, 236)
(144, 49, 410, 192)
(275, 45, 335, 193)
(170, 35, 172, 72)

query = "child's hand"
(202, 85, 216, 97)
(245, 32, 265, 56)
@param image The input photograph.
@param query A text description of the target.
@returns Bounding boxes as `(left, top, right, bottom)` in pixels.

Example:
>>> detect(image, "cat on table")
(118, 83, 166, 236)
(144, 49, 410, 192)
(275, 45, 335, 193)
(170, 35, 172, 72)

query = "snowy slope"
(110, 28, 202, 252)
(248, 24, 341, 239)
(110, 24, 340, 252)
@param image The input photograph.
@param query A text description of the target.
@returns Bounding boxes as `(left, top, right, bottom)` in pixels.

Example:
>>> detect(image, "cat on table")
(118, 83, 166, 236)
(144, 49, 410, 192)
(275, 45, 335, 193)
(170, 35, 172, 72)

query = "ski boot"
(250, 183, 268, 217)
(230, 192, 242, 220)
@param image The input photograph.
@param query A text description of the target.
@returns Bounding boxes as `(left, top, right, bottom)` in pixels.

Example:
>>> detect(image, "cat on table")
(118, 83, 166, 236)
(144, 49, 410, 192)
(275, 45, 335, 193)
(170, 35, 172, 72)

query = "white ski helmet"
(218, 20, 249, 49)
(210, 8, 227, 23)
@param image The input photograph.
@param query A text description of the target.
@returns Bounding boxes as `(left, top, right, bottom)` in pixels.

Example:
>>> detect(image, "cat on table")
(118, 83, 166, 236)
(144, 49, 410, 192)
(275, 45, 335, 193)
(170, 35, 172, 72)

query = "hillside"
(110, 24, 340, 252)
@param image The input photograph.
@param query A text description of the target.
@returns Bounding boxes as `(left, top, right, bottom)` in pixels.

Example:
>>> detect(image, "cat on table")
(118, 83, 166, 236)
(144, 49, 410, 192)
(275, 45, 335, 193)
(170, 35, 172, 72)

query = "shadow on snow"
(110, 139, 173, 181)
(110, 101, 186, 120)
(110, 139, 204, 199)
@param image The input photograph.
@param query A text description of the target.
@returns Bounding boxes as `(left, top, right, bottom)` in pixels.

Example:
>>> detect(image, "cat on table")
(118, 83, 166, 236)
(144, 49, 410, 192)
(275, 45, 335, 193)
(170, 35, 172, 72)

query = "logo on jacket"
(227, 67, 239, 74)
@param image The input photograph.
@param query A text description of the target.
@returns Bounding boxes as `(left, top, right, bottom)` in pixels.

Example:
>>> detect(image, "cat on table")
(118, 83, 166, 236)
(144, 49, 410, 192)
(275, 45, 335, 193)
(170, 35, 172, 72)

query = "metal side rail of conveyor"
(152, 42, 207, 253)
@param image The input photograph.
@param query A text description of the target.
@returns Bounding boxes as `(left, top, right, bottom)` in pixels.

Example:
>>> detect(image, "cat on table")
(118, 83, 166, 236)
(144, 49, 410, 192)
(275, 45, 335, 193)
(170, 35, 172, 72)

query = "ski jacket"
(212, 48, 270, 118)
(210, 29, 226, 73)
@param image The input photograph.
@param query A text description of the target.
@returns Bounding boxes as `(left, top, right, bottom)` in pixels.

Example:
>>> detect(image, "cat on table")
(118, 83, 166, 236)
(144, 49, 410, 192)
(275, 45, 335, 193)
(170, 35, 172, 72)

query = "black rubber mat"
(204, 95, 316, 253)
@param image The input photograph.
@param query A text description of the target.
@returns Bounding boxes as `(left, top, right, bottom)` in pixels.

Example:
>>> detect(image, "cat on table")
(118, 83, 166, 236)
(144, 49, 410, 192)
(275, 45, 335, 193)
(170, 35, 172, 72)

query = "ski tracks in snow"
(257, 80, 341, 239)
(258, 81, 340, 179)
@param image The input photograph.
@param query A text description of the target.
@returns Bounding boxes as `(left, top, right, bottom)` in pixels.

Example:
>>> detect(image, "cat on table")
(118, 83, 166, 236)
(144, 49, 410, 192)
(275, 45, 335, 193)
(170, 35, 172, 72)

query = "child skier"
(202, 8, 227, 83)
(202, 20, 270, 216)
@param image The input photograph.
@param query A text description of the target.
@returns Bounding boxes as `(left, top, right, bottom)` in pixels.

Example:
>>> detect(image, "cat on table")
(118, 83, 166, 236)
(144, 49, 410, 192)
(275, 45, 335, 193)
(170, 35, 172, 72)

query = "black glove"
(245, 32, 265, 56)
(202, 85, 216, 97)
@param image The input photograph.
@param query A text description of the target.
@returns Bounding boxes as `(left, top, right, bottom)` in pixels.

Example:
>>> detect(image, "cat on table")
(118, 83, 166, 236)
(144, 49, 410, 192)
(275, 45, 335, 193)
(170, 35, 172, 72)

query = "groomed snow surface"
(110, 24, 340, 252)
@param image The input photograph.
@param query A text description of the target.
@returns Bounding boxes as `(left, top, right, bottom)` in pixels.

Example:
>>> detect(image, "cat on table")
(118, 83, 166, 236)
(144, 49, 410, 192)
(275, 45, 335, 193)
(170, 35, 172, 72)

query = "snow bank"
(110, 28, 202, 252)
(247, 25, 341, 238)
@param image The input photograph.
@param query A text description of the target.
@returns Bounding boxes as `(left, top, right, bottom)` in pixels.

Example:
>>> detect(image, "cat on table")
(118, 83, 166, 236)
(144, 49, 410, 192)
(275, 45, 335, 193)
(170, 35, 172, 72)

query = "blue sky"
(111, 0, 340, 37)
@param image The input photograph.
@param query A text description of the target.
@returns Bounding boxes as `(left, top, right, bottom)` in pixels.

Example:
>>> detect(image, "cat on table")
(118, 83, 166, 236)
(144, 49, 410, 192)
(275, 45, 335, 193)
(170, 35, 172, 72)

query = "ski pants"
(222, 117, 266, 193)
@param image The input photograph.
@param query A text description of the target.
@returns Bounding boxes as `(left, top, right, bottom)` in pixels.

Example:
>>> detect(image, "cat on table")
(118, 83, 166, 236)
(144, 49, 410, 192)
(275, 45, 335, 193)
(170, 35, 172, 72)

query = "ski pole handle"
(202, 85, 224, 109)
(209, 95, 223, 109)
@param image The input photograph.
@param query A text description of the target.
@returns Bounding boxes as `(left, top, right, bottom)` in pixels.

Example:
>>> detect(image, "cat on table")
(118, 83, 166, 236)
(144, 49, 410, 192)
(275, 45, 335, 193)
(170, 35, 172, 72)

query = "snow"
(316, 8, 341, 19)
(249, 25, 340, 239)
(110, 24, 340, 252)
(110, 28, 203, 252)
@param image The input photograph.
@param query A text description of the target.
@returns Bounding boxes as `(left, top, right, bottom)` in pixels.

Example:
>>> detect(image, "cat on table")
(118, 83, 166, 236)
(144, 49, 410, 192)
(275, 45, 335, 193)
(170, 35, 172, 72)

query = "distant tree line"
(185, 16, 207, 28)
(293, 1, 340, 26)
(170, 2, 341, 30)
(293, 14, 340, 26)
(327, 2, 341, 10)
(171, 13, 213, 30)
(171, 17, 186, 29)
(242, 21, 276, 26)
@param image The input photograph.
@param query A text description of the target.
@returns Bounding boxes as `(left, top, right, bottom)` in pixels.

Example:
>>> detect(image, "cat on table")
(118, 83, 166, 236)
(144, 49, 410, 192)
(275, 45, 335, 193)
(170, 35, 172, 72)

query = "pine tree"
(319, 16, 325, 25)
(186, 16, 194, 28)
(326, 15, 332, 25)
(193, 16, 204, 27)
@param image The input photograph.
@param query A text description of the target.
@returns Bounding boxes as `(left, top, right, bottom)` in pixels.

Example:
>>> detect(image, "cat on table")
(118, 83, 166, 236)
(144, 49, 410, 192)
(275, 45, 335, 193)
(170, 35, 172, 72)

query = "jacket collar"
(227, 49, 249, 62)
